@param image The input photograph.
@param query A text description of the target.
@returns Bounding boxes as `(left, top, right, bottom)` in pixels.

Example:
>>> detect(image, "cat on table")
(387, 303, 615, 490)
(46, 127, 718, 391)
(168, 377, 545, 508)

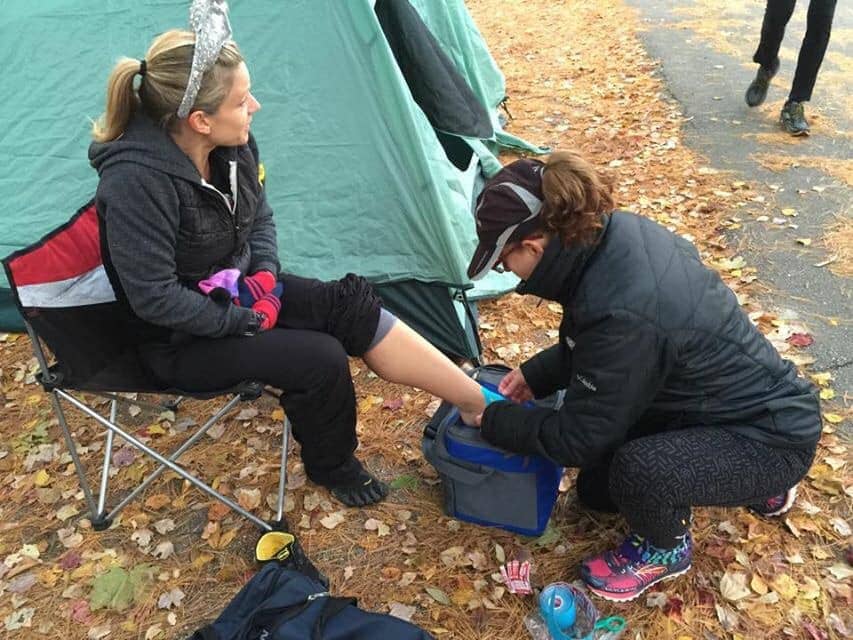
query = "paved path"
(626, 0, 852, 397)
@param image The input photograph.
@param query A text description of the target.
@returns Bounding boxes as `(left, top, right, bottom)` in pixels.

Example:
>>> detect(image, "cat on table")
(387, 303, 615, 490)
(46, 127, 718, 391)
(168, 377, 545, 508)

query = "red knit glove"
(241, 270, 277, 303)
(252, 282, 283, 330)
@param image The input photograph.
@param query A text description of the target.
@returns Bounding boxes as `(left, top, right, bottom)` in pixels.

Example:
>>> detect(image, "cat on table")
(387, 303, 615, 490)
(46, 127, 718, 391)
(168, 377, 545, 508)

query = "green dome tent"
(0, 0, 541, 359)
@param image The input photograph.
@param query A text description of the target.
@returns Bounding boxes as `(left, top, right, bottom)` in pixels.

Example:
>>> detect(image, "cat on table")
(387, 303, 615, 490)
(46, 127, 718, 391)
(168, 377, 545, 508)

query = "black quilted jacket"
(481, 212, 821, 467)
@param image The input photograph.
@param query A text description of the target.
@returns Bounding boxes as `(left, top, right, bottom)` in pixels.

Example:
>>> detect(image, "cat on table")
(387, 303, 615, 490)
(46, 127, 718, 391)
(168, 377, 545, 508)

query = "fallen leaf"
(822, 413, 843, 424)
(389, 475, 419, 490)
(303, 492, 321, 512)
(751, 573, 768, 595)
(88, 624, 111, 639)
(771, 574, 799, 600)
(494, 544, 505, 564)
(364, 518, 390, 536)
(320, 511, 347, 530)
(152, 541, 174, 559)
(58, 527, 84, 549)
(34, 468, 52, 487)
(819, 388, 835, 401)
(131, 528, 153, 549)
(780, 208, 797, 217)
(157, 587, 185, 610)
(59, 551, 83, 570)
(828, 564, 853, 580)
(715, 603, 739, 632)
(90, 565, 154, 611)
(786, 333, 813, 347)
(236, 488, 261, 511)
(56, 504, 79, 521)
(646, 592, 668, 608)
(424, 398, 442, 418)
(4, 607, 35, 631)
(70, 599, 92, 624)
(810, 372, 833, 386)
(8, 572, 38, 594)
(153, 519, 176, 535)
(389, 602, 416, 622)
(720, 570, 751, 601)
(425, 586, 450, 605)
(382, 398, 404, 411)
(145, 624, 163, 640)
(235, 407, 259, 421)
(796, 238, 812, 246)
(145, 494, 171, 510)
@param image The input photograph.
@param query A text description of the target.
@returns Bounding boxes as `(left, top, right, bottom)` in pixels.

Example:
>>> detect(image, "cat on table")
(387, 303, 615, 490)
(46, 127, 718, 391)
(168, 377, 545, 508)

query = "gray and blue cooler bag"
(422, 365, 564, 536)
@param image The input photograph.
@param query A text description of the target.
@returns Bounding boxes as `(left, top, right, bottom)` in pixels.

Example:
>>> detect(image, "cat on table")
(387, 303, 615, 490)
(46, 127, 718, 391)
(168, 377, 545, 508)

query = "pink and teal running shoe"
(581, 531, 692, 602)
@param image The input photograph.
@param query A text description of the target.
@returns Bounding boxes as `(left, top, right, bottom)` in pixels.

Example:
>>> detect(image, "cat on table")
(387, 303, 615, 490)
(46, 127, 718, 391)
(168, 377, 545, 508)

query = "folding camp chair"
(2, 200, 290, 532)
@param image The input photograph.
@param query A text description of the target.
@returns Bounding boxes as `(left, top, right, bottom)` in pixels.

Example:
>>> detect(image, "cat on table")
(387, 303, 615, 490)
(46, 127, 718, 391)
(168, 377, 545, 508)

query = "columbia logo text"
(576, 374, 597, 391)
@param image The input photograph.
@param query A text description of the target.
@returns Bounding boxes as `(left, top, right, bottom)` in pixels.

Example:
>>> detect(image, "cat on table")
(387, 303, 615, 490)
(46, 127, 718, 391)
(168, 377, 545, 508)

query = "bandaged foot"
(459, 385, 507, 425)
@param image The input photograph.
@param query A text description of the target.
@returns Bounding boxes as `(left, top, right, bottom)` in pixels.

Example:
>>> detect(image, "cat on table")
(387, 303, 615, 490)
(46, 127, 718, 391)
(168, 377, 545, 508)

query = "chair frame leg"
(56, 389, 274, 531)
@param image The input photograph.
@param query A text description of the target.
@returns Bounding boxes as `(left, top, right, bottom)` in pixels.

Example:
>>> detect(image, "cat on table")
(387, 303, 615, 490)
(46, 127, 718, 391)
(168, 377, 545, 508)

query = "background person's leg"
(789, 0, 837, 102)
(753, 0, 797, 68)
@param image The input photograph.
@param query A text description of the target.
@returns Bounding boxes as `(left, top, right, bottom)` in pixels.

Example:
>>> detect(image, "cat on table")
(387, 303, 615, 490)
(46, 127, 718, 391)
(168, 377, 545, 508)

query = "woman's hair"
(540, 150, 615, 246)
(92, 30, 244, 142)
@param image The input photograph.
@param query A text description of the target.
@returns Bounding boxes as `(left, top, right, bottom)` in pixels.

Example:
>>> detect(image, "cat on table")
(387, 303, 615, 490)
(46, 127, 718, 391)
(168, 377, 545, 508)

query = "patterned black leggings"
(575, 427, 816, 547)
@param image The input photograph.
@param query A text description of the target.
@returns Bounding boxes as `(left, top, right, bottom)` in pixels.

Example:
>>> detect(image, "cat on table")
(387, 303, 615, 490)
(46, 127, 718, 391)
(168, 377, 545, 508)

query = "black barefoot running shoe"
(750, 485, 798, 517)
(780, 101, 810, 136)
(745, 60, 779, 107)
(308, 456, 389, 507)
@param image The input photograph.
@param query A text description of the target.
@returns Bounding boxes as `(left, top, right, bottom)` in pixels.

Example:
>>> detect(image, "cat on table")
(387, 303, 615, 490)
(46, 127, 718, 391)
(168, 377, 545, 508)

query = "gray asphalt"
(625, 0, 852, 399)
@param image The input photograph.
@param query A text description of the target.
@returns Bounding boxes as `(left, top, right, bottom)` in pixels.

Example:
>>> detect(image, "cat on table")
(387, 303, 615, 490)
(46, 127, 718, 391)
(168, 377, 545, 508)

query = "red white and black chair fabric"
(2, 200, 290, 532)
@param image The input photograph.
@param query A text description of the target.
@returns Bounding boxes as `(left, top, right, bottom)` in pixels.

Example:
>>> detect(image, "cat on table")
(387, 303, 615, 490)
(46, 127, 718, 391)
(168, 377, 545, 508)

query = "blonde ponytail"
(91, 58, 141, 142)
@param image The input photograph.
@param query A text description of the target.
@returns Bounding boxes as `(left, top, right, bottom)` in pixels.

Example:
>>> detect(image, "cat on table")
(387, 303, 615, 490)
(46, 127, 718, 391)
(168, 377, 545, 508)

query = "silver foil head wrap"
(177, 0, 233, 119)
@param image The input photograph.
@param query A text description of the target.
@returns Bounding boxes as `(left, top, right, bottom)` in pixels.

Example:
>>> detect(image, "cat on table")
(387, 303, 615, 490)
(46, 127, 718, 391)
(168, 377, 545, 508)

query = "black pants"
(576, 427, 815, 547)
(753, 0, 837, 102)
(141, 273, 382, 480)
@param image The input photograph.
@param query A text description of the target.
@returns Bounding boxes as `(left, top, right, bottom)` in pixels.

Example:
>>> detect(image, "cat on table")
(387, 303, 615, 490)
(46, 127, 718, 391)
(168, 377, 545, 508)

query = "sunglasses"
(493, 243, 522, 273)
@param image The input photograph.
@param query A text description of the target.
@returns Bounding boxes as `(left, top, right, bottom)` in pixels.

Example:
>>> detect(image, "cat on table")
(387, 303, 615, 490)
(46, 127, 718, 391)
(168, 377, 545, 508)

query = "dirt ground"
(0, 1, 850, 639)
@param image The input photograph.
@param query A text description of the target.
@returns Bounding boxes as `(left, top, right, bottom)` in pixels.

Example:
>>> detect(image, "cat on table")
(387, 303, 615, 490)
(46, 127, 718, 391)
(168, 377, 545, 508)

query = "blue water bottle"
(539, 583, 577, 640)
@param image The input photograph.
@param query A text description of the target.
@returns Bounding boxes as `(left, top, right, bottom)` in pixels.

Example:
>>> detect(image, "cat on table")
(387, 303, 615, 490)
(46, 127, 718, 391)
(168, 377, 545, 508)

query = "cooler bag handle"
(423, 407, 496, 486)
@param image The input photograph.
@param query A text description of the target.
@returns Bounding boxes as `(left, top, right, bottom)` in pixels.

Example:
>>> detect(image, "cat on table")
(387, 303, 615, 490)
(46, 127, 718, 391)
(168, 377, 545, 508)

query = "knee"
(330, 274, 382, 356)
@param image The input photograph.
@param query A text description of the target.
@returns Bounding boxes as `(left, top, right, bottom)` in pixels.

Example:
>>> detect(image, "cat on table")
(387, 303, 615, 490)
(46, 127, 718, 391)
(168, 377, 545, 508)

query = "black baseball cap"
(467, 158, 546, 280)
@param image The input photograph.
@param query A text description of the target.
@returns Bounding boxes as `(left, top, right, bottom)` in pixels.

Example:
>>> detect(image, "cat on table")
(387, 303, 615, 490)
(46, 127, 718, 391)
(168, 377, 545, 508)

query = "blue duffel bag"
(422, 364, 564, 537)
(189, 562, 433, 640)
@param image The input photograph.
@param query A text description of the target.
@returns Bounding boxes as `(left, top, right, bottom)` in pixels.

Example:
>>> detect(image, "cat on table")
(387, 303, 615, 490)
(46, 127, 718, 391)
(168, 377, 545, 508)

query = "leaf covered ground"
(0, 1, 851, 638)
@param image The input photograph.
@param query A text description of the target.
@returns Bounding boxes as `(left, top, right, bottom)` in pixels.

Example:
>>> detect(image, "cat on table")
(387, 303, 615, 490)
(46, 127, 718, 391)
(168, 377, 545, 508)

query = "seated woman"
(468, 152, 820, 601)
(89, 19, 496, 508)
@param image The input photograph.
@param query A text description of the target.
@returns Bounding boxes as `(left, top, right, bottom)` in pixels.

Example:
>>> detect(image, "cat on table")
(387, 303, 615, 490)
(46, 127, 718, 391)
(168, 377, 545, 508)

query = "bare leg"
(362, 321, 487, 423)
